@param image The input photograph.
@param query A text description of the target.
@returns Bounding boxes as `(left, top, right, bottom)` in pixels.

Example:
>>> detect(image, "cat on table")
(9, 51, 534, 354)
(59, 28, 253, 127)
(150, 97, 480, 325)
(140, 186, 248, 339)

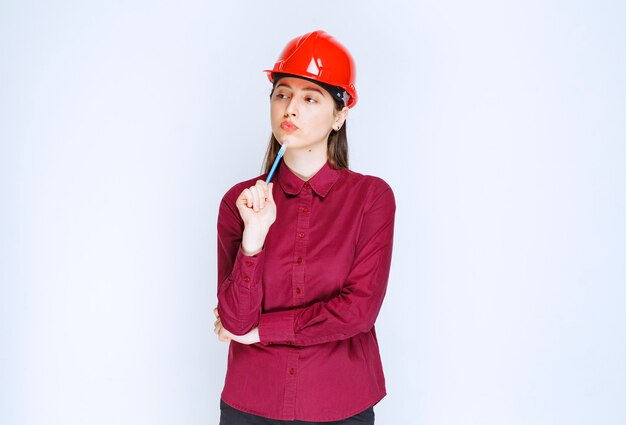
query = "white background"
(1, 1, 625, 424)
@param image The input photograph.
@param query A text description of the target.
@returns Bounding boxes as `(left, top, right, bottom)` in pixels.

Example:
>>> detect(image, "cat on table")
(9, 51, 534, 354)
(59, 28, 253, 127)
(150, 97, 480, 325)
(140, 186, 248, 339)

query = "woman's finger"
(249, 185, 260, 212)
(213, 308, 219, 318)
(217, 325, 231, 342)
(241, 188, 253, 208)
(255, 180, 268, 209)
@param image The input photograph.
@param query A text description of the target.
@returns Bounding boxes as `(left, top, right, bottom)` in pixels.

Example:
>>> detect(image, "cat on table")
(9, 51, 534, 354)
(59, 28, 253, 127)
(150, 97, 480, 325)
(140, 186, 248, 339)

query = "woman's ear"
(334, 106, 349, 130)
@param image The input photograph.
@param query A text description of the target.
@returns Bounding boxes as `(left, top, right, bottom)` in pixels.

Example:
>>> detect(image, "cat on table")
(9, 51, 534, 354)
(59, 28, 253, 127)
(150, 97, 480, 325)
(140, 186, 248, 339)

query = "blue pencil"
(265, 142, 288, 184)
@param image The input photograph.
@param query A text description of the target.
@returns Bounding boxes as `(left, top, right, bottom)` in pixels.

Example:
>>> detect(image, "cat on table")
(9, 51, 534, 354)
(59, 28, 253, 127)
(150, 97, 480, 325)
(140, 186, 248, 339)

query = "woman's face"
(270, 77, 347, 151)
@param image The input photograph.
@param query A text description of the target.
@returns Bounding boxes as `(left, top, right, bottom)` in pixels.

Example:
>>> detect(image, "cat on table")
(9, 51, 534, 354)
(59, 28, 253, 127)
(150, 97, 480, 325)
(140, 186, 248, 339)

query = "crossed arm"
(214, 181, 395, 347)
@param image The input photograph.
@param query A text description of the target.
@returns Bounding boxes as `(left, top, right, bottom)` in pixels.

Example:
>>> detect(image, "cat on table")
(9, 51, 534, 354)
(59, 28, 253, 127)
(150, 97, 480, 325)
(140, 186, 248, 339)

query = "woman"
(214, 30, 395, 424)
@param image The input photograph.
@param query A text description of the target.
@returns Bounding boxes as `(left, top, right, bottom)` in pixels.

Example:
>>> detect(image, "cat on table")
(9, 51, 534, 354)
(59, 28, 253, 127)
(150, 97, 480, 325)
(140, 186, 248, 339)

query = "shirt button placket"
(293, 182, 312, 302)
(283, 350, 299, 419)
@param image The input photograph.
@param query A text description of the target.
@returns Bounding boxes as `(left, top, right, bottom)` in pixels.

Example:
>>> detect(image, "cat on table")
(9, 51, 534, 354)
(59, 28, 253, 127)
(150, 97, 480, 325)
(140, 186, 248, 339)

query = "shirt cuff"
(233, 245, 265, 289)
(258, 309, 295, 345)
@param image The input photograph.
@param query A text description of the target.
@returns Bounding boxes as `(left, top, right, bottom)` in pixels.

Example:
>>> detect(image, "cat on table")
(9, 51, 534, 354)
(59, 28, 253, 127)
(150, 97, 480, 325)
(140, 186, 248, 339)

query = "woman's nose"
(285, 99, 297, 117)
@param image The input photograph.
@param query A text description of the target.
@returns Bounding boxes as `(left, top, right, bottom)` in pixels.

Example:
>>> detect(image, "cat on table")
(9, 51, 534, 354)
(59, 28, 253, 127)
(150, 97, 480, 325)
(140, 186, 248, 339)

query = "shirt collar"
(276, 160, 341, 198)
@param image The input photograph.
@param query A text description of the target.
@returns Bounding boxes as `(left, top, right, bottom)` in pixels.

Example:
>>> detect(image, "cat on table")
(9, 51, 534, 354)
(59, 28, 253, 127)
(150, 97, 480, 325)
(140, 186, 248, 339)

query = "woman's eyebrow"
(302, 86, 325, 96)
(275, 83, 325, 96)
(275, 83, 290, 89)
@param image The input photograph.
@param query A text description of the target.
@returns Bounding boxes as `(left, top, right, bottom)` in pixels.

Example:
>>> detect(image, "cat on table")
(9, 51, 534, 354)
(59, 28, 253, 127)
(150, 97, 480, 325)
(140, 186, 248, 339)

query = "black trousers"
(219, 399, 375, 425)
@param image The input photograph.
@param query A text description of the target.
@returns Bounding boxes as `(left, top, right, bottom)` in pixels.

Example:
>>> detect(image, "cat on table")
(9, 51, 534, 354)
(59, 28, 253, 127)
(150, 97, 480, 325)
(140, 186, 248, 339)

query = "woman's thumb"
(267, 182, 275, 202)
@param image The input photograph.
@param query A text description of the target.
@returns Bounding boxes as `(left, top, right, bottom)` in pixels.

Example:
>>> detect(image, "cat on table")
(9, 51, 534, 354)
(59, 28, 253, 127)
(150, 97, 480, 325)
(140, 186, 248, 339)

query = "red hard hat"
(264, 30, 358, 108)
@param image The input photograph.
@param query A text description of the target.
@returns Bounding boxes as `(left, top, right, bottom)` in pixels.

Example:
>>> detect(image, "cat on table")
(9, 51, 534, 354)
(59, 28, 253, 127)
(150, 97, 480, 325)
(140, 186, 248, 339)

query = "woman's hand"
(213, 308, 260, 345)
(236, 180, 276, 255)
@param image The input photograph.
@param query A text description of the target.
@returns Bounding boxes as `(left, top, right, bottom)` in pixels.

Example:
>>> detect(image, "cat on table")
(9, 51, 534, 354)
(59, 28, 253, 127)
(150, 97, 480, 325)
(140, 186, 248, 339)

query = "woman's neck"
(283, 146, 327, 181)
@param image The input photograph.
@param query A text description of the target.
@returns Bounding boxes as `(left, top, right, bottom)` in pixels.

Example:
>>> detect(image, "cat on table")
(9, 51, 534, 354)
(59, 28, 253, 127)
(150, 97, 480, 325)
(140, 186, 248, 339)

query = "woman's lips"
(280, 121, 298, 131)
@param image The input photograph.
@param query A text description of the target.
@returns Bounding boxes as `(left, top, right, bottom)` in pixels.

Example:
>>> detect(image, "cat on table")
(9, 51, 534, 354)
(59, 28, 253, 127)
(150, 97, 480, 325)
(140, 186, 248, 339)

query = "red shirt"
(217, 161, 395, 422)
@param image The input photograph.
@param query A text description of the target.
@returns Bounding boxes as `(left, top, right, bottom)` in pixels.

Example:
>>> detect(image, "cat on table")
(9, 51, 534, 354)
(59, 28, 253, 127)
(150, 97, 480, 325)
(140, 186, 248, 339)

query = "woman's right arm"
(216, 180, 275, 336)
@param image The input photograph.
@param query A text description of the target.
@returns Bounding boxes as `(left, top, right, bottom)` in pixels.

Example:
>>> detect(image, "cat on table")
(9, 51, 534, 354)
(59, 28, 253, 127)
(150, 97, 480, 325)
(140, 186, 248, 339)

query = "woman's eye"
(274, 93, 288, 100)
(305, 97, 317, 104)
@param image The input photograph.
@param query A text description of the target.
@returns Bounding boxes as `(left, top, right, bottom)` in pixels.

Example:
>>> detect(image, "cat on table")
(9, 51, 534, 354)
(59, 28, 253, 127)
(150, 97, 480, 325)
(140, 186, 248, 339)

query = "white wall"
(1, 1, 624, 424)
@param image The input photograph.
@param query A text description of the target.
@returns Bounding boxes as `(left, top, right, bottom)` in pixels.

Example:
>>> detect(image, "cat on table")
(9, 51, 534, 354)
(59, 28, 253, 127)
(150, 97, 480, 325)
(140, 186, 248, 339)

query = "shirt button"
(297, 232, 305, 238)
(245, 260, 253, 267)
(295, 287, 302, 295)
(288, 367, 296, 375)
(301, 207, 309, 213)
(243, 276, 251, 283)
(296, 257, 303, 264)
(303, 182, 310, 189)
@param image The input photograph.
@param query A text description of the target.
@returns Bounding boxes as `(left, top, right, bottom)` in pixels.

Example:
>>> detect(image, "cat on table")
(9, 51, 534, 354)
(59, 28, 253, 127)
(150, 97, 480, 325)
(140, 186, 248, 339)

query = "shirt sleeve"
(216, 190, 264, 336)
(258, 184, 396, 346)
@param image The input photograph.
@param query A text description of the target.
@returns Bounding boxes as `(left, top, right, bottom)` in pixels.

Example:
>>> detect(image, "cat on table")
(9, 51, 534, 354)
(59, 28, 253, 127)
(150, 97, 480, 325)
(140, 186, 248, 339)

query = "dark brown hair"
(262, 95, 349, 173)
